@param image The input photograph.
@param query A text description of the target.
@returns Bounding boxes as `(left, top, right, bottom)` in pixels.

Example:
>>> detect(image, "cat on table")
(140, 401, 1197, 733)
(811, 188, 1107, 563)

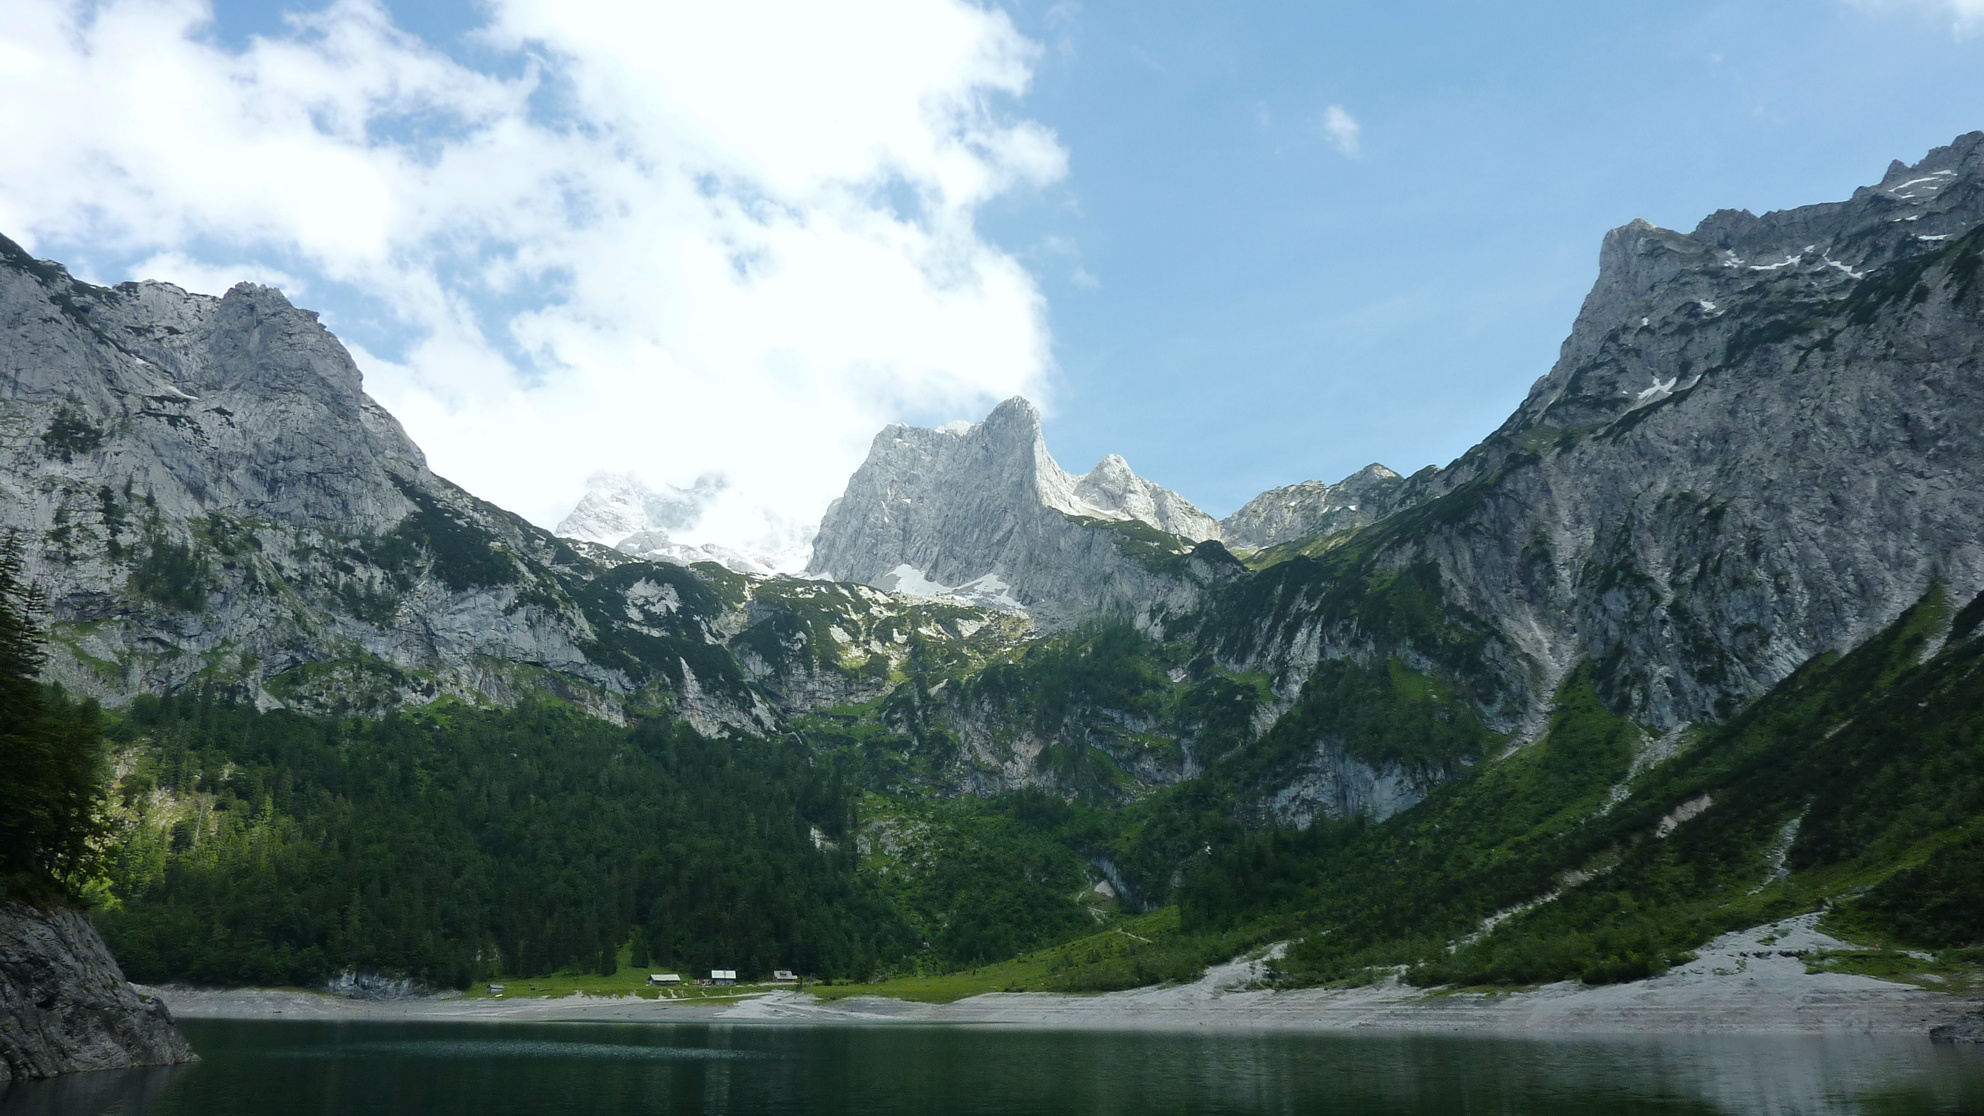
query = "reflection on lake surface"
(4, 1019, 1982, 1115)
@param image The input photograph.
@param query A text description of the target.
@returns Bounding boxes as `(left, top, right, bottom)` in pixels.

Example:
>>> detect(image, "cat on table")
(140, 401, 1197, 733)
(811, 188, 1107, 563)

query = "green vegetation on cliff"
(1167, 590, 1984, 988)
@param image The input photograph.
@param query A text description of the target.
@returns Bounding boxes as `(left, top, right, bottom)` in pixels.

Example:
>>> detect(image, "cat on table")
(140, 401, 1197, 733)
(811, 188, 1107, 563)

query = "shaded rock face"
(1217, 132, 1984, 737)
(1259, 740, 1433, 829)
(808, 397, 1235, 629)
(0, 900, 194, 1087)
(1931, 1011, 1984, 1043)
(1219, 464, 1417, 551)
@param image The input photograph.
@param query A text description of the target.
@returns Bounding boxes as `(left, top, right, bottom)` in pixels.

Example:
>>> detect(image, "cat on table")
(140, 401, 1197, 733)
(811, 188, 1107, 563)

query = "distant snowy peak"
(554, 472, 812, 576)
(556, 472, 720, 546)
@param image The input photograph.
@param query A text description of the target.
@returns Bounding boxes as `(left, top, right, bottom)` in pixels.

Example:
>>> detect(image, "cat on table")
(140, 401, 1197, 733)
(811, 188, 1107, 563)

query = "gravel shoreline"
(152, 916, 1983, 1037)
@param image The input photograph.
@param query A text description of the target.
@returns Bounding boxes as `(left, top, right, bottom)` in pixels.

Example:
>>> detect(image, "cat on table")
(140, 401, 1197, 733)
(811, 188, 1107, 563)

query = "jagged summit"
(1219, 463, 1419, 551)
(557, 471, 721, 547)
(1071, 453, 1220, 542)
(807, 396, 1230, 624)
(0, 234, 429, 537)
(1487, 131, 1984, 448)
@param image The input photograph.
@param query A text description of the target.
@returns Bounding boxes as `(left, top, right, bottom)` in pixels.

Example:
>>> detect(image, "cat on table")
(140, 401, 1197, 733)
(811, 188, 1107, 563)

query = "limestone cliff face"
(0, 235, 789, 731)
(1213, 132, 1984, 742)
(807, 397, 1236, 629)
(1219, 463, 1419, 551)
(0, 899, 194, 1088)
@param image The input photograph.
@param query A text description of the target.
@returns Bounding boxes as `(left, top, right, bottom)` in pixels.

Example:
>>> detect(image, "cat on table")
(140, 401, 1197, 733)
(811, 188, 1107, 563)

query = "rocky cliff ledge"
(0, 899, 194, 1088)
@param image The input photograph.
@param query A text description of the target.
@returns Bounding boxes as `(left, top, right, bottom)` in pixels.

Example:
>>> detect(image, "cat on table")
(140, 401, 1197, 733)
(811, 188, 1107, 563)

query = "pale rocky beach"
(153, 916, 1983, 1038)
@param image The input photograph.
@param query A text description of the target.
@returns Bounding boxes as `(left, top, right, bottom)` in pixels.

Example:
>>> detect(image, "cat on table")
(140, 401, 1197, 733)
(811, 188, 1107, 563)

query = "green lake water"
(4, 1020, 1983, 1115)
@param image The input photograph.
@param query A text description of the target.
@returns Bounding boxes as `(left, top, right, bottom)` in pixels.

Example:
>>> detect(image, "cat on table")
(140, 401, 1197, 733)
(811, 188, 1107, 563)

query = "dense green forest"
(89, 692, 1151, 988)
(95, 697, 908, 986)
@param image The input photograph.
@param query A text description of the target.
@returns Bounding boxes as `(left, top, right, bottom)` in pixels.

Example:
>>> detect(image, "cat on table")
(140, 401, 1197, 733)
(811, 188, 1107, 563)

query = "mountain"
(556, 471, 723, 549)
(806, 397, 1234, 627)
(796, 131, 1984, 828)
(6, 135, 1984, 1008)
(555, 472, 813, 576)
(1217, 463, 1422, 552)
(0, 236, 1013, 732)
(1202, 131, 1984, 746)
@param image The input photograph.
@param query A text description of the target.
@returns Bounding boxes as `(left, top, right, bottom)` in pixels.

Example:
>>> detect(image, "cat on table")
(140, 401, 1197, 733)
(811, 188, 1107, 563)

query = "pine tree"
(0, 533, 109, 895)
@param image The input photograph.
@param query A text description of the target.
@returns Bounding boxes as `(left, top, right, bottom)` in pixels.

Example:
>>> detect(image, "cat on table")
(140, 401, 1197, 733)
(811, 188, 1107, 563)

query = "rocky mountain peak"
(0, 235, 427, 536)
(1481, 132, 1984, 450)
(556, 472, 723, 546)
(808, 396, 1233, 624)
(1071, 453, 1221, 543)
(1219, 462, 1415, 551)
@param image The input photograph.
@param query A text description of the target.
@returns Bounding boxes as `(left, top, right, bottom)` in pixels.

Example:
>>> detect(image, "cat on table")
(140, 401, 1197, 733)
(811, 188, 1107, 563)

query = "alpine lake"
(3, 1020, 1982, 1115)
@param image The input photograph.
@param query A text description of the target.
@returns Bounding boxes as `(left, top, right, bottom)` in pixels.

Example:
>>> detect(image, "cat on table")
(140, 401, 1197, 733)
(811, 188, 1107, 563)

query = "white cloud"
(127, 252, 306, 299)
(0, 0, 1066, 550)
(1322, 104, 1361, 158)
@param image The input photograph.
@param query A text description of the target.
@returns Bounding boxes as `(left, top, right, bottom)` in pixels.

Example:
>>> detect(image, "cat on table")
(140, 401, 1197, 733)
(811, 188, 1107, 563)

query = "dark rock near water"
(1930, 1011, 1984, 1043)
(0, 899, 195, 1088)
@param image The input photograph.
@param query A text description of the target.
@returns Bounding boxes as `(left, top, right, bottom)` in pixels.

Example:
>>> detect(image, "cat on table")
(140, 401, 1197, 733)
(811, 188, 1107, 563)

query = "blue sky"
(3, 0, 1982, 555)
(990, 0, 1984, 510)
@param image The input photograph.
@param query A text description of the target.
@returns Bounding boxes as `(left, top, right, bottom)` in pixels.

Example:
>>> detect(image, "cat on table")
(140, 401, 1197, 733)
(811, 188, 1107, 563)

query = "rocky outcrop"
(1931, 1010, 1984, 1042)
(1219, 463, 1420, 551)
(0, 899, 194, 1087)
(808, 397, 1236, 629)
(1259, 740, 1431, 828)
(1210, 132, 1984, 739)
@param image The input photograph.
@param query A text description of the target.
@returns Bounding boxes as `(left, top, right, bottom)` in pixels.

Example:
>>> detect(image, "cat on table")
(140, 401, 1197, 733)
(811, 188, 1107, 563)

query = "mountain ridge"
(7, 133, 1981, 1012)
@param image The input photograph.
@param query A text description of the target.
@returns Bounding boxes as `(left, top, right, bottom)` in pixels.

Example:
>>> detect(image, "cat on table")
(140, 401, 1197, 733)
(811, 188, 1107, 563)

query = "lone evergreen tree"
(0, 534, 108, 895)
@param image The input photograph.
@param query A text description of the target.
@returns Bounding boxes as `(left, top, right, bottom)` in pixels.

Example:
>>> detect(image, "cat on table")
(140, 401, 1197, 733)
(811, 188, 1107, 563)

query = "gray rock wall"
(1222, 132, 1984, 737)
(808, 397, 1236, 630)
(1219, 463, 1419, 551)
(0, 899, 194, 1088)
(0, 235, 783, 730)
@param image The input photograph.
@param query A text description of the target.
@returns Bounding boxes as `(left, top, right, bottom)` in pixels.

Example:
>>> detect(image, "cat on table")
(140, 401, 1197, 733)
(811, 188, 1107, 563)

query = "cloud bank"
(0, 0, 1066, 558)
